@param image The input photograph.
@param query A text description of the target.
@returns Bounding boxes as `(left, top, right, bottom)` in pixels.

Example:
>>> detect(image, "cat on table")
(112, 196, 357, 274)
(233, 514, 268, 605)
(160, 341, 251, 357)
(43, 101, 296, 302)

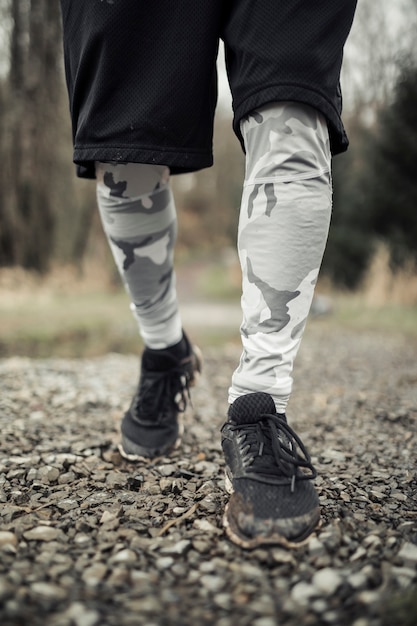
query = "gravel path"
(1, 326, 416, 626)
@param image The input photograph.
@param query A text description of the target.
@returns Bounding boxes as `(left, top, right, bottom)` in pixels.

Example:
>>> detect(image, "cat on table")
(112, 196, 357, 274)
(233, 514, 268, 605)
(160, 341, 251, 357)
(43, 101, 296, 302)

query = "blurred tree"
(366, 59, 417, 269)
(175, 109, 243, 254)
(322, 121, 376, 289)
(1, 0, 62, 271)
(0, 0, 416, 287)
(321, 0, 417, 289)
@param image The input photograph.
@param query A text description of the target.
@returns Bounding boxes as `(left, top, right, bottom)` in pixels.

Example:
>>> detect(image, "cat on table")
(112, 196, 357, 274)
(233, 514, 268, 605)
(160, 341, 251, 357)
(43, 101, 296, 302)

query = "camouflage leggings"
(96, 102, 332, 411)
(96, 162, 183, 349)
(229, 102, 332, 411)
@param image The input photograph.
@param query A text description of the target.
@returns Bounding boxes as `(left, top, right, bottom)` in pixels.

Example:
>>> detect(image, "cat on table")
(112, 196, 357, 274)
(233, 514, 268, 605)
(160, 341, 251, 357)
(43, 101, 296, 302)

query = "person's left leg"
(96, 162, 201, 459)
(96, 162, 183, 349)
(222, 101, 332, 548)
(229, 102, 332, 412)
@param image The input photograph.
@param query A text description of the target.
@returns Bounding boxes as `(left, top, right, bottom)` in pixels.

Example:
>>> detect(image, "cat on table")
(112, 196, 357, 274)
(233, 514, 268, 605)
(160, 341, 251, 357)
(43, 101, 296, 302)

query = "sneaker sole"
(118, 417, 184, 461)
(223, 471, 321, 550)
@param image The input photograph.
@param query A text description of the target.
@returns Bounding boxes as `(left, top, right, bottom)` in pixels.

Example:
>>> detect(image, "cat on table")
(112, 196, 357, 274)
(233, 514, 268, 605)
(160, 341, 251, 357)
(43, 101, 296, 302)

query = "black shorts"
(60, 0, 357, 179)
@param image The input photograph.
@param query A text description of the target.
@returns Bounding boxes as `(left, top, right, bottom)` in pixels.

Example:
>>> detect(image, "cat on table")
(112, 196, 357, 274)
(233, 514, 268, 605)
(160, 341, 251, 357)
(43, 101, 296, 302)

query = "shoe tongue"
(142, 336, 188, 372)
(228, 392, 277, 425)
(142, 350, 177, 372)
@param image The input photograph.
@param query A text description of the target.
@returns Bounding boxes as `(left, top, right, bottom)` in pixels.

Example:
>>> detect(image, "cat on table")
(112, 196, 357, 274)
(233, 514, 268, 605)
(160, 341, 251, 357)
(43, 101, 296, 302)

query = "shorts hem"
(73, 145, 214, 179)
(232, 84, 349, 156)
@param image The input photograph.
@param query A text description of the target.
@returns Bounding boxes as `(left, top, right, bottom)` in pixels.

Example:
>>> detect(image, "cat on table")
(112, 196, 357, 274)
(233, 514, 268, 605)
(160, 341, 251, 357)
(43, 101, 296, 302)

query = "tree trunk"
(0, 0, 62, 272)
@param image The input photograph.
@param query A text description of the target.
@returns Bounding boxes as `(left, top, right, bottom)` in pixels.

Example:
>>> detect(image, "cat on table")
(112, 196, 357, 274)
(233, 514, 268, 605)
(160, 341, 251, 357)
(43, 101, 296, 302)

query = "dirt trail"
(0, 326, 416, 626)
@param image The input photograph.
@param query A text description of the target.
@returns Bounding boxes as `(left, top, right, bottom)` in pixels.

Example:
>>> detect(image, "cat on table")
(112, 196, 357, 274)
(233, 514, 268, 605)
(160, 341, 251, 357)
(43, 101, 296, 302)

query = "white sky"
(216, 0, 412, 114)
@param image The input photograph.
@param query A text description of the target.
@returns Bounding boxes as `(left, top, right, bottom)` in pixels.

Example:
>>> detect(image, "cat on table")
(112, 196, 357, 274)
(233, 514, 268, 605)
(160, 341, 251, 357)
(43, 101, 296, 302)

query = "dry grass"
(0, 261, 114, 302)
(360, 244, 417, 306)
(0, 247, 416, 358)
(313, 245, 417, 338)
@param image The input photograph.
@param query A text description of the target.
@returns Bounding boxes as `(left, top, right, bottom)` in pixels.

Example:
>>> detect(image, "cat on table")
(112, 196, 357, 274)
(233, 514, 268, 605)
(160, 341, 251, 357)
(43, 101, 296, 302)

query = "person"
(60, 1, 357, 549)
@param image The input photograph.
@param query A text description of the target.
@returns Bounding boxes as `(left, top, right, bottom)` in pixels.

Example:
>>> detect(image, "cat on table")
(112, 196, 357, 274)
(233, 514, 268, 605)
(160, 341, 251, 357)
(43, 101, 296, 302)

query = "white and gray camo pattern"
(228, 102, 332, 412)
(96, 162, 183, 349)
(95, 101, 332, 412)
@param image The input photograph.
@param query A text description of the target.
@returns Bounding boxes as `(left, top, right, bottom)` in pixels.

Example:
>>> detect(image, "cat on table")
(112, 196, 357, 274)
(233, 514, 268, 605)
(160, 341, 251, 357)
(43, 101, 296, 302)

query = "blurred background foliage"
(0, 0, 417, 293)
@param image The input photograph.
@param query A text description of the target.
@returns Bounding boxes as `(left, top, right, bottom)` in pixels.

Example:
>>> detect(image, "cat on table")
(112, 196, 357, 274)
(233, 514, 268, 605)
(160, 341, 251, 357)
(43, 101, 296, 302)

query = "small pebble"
(312, 568, 343, 595)
(291, 582, 317, 607)
(31, 581, 67, 600)
(82, 563, 107, 587)
(398, 542, 417, 563)
(110, 549, 137, 564)
(201, 575, 225, 593)
(23, 526, 63, 542)
(0, 532, 17, 548)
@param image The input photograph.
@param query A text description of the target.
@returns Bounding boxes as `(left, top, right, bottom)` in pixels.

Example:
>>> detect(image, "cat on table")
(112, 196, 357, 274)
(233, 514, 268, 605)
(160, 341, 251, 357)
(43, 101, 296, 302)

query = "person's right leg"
(221, 102, 331, 548)
(229, 102, 332, 412)
(220, 0, 357, 549)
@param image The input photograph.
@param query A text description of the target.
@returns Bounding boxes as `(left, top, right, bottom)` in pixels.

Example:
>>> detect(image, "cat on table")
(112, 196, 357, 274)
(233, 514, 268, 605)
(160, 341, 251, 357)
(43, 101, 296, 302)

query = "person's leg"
(96, 162, 201, 459)
(221, 101, 332, 548)
(96, 162, 183, 349)
(229, 102, 332, 412)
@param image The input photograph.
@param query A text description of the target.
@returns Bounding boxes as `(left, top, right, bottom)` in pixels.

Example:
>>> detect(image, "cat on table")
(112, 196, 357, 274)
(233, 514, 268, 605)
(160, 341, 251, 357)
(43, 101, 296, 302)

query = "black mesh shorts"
(60, 0, 357, 178)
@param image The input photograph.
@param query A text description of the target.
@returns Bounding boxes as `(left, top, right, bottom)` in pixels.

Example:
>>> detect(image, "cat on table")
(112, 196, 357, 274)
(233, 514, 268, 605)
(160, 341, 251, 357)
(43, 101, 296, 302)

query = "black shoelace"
(135, 367, 191, 421)
(231, 413, 317, 491)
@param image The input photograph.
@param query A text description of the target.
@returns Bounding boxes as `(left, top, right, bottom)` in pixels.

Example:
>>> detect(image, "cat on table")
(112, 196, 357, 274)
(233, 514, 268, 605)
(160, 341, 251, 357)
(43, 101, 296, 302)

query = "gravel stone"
(0, 531, 17, 547)
(64, 602, 101, 626)
(155, 557, 174, 570)
(158, 464, 177, 477)
(253, 618, 277, 626)
(110, 548, 137, 564)
(81, 563, 107, 587)
(23, 526, 64, 542)
(200, 575, 225, 593)
(160, 540, 191, 556)
(312, 568, 343, 595)
(291, 581, 318, 607)
(31, 581, 67, 601)
(397, 542, 417, 563)
(347, 571, 368, 590)
(391, 566, 417, 587)
(193, 519, 221, 534)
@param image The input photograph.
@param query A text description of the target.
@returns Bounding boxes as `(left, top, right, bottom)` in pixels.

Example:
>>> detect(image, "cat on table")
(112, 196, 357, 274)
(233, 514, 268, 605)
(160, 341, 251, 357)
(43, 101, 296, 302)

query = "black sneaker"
(120, 333, 202, 460)
(221, 392, 320, 548)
